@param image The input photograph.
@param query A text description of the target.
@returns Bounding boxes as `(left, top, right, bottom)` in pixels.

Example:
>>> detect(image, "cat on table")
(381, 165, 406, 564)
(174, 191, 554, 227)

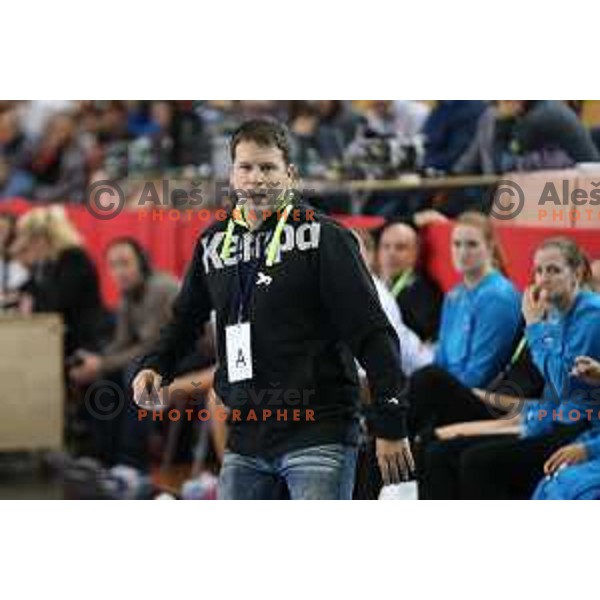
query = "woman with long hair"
(408, 211, 522, 437)
(12, 205, 109, 354)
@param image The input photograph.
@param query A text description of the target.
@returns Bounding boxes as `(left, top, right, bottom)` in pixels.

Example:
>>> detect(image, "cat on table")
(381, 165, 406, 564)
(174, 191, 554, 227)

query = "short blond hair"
(16, 205, 82, 258)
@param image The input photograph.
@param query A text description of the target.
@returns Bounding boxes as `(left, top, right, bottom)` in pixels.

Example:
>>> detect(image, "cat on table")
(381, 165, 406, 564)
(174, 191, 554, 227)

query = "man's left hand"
(376, 437, 415, 485)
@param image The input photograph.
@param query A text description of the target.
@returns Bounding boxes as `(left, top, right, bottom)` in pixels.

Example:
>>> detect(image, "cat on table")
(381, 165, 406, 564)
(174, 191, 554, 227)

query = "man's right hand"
(132, 369, 163, 407)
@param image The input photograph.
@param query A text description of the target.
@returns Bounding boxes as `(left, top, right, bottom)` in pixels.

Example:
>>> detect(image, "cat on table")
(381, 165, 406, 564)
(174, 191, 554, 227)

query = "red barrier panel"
(3, 199, 600, 305)
(422, 221, 600, 292)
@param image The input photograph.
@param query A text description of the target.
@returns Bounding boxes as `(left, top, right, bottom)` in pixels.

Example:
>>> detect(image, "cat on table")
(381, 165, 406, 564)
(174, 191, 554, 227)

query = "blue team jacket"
(435, 270, 522, 388)
(526, 290, 600, 459)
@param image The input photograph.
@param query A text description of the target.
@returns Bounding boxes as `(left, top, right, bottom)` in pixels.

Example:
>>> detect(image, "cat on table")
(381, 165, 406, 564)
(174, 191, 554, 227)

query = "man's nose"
(246, 166, 265, 186)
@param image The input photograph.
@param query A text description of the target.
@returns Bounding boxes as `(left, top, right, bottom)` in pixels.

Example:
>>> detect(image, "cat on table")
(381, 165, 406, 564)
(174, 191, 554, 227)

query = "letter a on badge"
(226, 322, 253, 382)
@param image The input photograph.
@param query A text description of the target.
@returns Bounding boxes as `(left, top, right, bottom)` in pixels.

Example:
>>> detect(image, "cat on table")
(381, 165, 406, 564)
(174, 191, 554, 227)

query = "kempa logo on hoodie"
(201, 222, 322, 273)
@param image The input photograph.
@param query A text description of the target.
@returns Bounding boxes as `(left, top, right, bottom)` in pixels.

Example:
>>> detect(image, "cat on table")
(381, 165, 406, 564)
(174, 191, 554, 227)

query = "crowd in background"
(1, 101, 600, 209)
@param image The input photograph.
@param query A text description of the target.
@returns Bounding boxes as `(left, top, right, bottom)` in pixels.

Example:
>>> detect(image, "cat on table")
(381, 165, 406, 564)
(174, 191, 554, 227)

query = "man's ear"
(288, 163, 299, 184)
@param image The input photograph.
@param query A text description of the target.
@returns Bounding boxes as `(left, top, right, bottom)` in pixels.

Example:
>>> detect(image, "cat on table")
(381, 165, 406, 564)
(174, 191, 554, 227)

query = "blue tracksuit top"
(435, 270, 521, 388)
(526, 290, 600, 458)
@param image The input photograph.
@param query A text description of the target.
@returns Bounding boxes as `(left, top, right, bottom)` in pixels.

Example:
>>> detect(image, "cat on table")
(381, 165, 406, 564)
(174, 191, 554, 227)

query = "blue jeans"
(218, 444, 358, 500)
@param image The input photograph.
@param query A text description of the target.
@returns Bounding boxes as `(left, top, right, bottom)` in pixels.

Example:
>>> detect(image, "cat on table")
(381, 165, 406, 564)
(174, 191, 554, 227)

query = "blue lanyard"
(230, 231, 273, 324)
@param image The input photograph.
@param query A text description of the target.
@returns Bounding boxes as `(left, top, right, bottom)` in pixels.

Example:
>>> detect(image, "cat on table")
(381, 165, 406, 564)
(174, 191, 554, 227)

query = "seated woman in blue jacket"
(531, 354, 600, 499)
(422, 237, 600, 499)
(408, 211, 522, 436)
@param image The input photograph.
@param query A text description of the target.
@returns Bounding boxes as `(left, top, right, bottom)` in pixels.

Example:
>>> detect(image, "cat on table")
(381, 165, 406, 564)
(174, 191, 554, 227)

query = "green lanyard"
(220, 197, 293, 268)
(510, 337, 527, 366)
(265, 204, 292, 266)
(391, 269, 414, 298)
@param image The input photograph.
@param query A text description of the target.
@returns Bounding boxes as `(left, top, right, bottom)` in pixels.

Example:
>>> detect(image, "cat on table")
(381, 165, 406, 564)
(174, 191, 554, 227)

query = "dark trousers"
(408, 365, 495, 437)
(419, 422, 589, 499)
(80, 368, 152, 471)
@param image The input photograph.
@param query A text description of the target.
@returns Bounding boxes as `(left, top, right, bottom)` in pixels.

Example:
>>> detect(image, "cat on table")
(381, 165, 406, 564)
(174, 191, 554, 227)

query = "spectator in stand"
(345, 101, 429, 217)
(128, 101, 174, 172)
(344, 100, 427, 179)
(235, 100, 285, 121)
(169, 101, 212, 168)
(510, 100, 599, 166)
(68, 237, 181, 470)
(0, 212, 29, 308)
(452, 103, 501, 175)
(17, 100, 77, 142)
(11, 205, 109, 355)
(69, 237, 180, 386)
(360, 100, 428, 139)
(125, 101, 155, 137)
(14, 113, 87, 203)
(377, 220, 442, 342)
(92, 101, 131, 178)
(0, 109, 28, 199)
(423, 100, 487, 173)
(393, 100, 430, 138)
(314, 101, 362, 150)
(454, 101, 599, 175)
(518, 100, 594, 168)
(289, 101, 343, 177)
(127, 101, 211, 173)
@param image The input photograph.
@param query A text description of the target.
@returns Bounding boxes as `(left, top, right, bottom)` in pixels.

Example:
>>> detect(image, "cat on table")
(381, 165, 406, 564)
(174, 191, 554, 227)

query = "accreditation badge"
(225, 322, 253, 382)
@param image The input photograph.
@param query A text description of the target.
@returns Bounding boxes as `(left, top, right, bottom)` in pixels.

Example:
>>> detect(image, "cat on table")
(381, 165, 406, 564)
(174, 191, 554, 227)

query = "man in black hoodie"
(132, 119, 413, 499)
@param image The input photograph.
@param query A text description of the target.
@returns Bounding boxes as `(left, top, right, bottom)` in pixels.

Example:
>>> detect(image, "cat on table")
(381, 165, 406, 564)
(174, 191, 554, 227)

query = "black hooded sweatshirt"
(139, 199, 409, 458)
